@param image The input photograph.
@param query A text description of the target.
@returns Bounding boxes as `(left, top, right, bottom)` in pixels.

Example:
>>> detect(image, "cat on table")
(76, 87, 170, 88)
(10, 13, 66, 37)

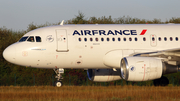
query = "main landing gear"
(153, 76, 169, 86)
(53, 68, 64, 87)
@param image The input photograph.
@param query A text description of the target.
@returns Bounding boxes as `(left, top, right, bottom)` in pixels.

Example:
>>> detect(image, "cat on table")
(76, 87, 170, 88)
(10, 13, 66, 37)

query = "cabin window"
(152, 37, 155, 41)
(90, 38, 93, 41)
(176, 37, 178, 41)
(129, 37, 132, 41)
(95, 38, 98, 41)
(164, 37, 167, 41)
(78, 38, 81, 41)
(135, 37, 137, 41)
(170, 37, 173, 41)
(19, 36, 28, 42)
(107, 38, 110, 41)
(143, 37, 146, 41)
(158, 37, 161, 41)
(123, 38, 126, 41)
(101, 38, 104, 41)
(112, 38, 115, 41)
(36, 36, 41, 42)
(84, 38, 87, 41)
(118, 37, 121, 41)
(27, 36, 35, 42)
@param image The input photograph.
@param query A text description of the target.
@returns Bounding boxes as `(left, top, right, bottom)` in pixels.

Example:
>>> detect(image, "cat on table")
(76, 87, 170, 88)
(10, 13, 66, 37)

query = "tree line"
(1, 12, 180, 86)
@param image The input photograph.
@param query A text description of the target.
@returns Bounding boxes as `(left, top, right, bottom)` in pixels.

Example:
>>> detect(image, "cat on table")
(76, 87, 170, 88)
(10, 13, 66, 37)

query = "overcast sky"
(0, 0, 180, 30)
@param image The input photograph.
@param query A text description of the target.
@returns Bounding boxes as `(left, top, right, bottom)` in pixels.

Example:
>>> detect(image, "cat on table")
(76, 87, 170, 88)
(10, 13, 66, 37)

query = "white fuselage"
(3, 24, 180, 69)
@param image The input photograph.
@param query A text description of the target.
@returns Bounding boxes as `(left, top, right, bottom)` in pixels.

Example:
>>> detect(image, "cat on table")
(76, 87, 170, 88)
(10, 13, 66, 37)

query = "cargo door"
(56, 29, 68, 52)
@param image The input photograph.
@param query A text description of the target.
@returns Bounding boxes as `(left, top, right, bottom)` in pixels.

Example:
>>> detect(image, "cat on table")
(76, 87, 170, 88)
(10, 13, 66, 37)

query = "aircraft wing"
(133, 48, 180, 66)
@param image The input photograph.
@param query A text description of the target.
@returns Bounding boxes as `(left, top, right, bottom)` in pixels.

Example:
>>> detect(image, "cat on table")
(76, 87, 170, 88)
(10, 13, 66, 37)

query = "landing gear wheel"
(55, 81, 63, 87)
(53, 68, 64, 87)
(160, 76, 169, 86)
(153, 76, 169, 86)
(153, 79, 160, 86)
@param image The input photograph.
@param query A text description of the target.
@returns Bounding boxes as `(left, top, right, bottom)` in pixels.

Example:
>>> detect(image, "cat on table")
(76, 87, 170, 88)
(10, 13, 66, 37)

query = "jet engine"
(87, 69, 121, 82)
(120, 57, 180, 81)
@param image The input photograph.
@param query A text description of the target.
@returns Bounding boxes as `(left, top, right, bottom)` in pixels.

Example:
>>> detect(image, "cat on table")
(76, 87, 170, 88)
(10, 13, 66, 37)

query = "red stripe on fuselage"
(140, 29, 147, 35)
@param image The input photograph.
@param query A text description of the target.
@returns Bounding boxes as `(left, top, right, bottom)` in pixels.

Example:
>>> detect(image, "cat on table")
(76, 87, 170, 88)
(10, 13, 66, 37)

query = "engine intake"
(120, 57, 163, 81)
(120, 57, 180, 81)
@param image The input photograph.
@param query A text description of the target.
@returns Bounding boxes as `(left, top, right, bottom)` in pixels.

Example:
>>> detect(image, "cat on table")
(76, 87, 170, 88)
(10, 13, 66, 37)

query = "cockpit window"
(19, 36, 28, 42)
(19, 36, 42, 42)
(27, 36, 35, 42)
(36, 36, 41, 42)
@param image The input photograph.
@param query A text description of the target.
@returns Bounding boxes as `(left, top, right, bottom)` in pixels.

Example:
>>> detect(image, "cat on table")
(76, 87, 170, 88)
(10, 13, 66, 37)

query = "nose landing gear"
(53, 68, 64, 87)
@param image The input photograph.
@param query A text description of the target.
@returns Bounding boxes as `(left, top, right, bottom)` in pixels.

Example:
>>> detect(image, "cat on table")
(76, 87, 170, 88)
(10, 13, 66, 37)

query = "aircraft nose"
(3, 45, 16, 63)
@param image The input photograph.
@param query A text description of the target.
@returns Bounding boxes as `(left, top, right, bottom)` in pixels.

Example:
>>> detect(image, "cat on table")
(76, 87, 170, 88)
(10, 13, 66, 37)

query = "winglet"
(60, 20, 64, 25)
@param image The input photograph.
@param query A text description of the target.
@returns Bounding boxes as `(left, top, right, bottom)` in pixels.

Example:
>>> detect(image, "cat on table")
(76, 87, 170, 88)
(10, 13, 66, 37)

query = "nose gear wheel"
(53, 68, 64, 87)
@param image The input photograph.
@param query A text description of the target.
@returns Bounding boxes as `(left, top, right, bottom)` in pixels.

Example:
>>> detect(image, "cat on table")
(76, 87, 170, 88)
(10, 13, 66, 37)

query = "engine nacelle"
(120, 57, 163, 81)
(87, 69, 121, 82)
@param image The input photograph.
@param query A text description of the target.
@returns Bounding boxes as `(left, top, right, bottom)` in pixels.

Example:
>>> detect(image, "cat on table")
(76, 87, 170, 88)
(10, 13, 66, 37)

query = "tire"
(153, 76, 169, 86)
(160, 76, 169, 86)
(55, 81, 63, 87)
(153, 78, 160, 86)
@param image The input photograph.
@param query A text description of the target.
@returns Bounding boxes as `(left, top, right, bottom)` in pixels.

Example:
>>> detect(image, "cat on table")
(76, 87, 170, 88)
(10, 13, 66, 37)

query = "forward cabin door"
(56, 29, 68, 52)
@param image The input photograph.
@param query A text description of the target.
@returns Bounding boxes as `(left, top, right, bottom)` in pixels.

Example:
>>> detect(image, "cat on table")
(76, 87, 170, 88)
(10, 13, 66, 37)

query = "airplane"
(3, 21, 180, 87)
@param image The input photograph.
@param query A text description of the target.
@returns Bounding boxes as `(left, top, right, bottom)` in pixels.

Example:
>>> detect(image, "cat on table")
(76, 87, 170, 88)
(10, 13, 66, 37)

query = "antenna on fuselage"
(60, 20, 64, 25)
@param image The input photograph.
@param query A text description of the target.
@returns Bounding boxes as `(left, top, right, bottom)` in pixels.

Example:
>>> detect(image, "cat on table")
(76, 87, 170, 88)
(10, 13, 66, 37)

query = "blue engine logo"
(130, 66, 135, 72)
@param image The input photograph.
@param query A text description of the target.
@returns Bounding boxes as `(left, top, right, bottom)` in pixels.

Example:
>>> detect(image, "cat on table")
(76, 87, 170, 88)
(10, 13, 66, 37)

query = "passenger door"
(56, 29, 68, 52)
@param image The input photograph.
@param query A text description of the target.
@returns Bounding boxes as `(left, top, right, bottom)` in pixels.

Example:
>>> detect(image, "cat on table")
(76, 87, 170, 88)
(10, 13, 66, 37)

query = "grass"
(0, 85, 180, 101)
